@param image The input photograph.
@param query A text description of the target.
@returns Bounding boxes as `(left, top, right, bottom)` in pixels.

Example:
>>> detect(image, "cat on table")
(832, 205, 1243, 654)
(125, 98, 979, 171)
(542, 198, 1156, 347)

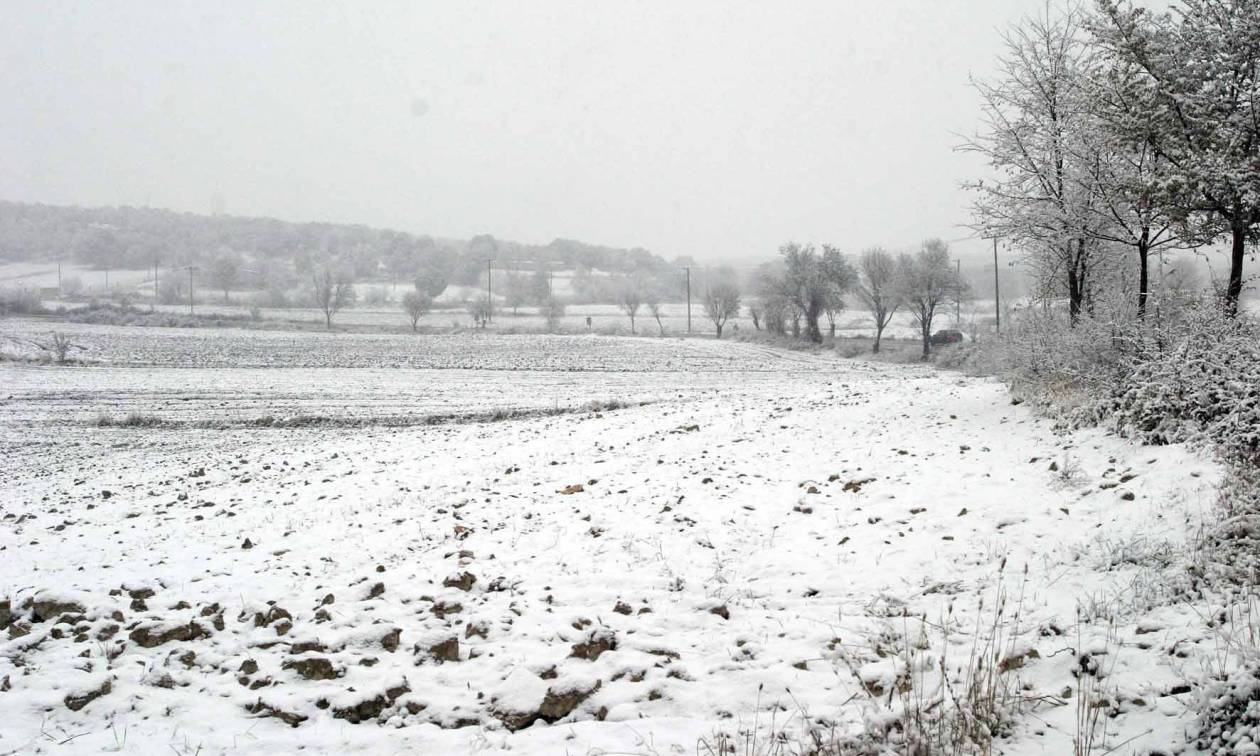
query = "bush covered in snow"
(1194, 664, 1260, 756)
(0, 286, 45, 316)
(952, 303, 1260, 468)
(1106, 309, 1260, 466)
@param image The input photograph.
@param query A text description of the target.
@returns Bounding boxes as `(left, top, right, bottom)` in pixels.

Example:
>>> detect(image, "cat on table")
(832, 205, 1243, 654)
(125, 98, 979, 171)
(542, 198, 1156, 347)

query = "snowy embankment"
(0, 332, 1219, 754)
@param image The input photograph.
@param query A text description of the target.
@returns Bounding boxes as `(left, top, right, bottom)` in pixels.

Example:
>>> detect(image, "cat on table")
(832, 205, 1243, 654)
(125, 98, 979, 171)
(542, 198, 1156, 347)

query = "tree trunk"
(629, 315, 635, 334)
(921, 322, 931, 359)
(806, 319, 822, 343)
(1226, 224, 1245, 316)
(1067, 266, 1082, 326)
(1136, 235, 1149, 319)
(805, 306, 823, 343)
(715, 323, 723, 339)
(873, 324, 883, 354)
(325, 311, 332, 329)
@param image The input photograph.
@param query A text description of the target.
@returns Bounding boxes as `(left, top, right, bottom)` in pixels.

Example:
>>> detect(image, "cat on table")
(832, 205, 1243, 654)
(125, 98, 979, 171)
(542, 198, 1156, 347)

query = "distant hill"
(0, 201, 668, 291)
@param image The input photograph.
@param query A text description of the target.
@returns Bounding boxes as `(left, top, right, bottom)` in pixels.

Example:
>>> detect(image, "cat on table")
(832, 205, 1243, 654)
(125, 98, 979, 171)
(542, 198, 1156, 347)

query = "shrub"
(0, 286, 45, 315)
(1194, 465, 1260, 592)
(1195, 663, 1260, 756)
(948, 302, 1260, 463)
(94, 412, 164, 428)
(1106, 309, 1260, 465)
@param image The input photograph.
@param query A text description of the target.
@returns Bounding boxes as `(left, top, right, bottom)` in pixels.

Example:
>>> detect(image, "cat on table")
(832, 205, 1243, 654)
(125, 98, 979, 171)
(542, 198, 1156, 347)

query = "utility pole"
(955, 259, 961, 325)
(485, 258, 494, 324)
(57, 262, 62, 296)
(992, 237, 1001, 333)
(684, 266, 691, 334)
(152, 258, 158, 312)
(188, 266, 196, 314)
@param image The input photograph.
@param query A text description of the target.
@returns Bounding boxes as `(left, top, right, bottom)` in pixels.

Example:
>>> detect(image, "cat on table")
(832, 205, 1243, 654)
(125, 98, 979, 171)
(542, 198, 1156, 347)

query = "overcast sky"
(1, 1, 1052, 263)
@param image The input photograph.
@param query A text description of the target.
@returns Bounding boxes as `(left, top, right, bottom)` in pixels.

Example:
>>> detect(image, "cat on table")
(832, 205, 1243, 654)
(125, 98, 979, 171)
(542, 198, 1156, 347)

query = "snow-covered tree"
(778, 243, 838, 343)
(702, 270, 741, 338)
(1092, 0, 1260, 314)
(755, 261, 791, 336)
(898, 239, 965, 358)
(961, 6, 1113, 324)
(855, 247, 901, 353)
(209, 249, 240, 304)
(746, 300, 763, 331)
(615, 275, 645, 334)
(311, 266, 356, 329)
(402, 289, 431, 331)
(820, 245, 857, 339)
(502, 271, 528, 315)
(644, 290, 666, 336)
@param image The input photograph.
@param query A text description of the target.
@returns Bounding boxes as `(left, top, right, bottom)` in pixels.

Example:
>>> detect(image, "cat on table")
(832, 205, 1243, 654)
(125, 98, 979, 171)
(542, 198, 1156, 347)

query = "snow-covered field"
(0, 329, 1221, 754)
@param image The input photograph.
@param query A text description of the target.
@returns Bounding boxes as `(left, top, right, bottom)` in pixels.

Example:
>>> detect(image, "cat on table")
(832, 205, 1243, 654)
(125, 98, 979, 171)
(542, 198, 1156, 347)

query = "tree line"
(749, 240, 966, 357)
(0, 201, 676, 303)
(587, 240, 968, 356)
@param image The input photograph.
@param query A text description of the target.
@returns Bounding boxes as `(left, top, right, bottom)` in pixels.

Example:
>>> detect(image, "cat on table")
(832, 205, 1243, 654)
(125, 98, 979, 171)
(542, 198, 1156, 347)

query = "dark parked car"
(930, 329, 965, 346)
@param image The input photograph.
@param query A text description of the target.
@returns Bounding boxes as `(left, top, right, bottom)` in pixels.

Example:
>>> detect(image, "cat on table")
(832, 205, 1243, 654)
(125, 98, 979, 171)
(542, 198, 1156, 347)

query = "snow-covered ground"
(0, 330, 1221, 754)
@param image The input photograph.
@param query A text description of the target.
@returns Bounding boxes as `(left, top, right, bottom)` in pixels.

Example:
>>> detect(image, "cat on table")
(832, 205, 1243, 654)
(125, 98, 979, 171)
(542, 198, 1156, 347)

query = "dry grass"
(84, 399, 645, 431)
(698, 563, 1055, 756)
(93, 412, 164, 428)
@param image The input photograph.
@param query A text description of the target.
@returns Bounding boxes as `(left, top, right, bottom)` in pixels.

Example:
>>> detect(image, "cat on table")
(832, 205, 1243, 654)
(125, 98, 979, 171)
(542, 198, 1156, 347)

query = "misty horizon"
(2, 1, 1057, 264)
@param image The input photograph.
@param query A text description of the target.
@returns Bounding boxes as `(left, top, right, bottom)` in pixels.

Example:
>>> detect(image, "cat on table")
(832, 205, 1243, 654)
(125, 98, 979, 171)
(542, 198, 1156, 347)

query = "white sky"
(1, 1, 1053, 262)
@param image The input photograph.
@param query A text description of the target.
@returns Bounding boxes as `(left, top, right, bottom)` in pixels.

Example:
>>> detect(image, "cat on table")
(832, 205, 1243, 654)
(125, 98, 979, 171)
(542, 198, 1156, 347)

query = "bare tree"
(311, 266, 356, 329)
(703, 273, 741, 339)
(855, 247, 901, 353)
(43, 331, 82, 364)
(746, 301, 763, 331)
(821, 245, 857, 338)
(898, 239, 964, 359)
(402, 289, 431, 332)
(645, 290, 666, 336)
(961, 6, 1109, 325)
(615, 276, 644, 334)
